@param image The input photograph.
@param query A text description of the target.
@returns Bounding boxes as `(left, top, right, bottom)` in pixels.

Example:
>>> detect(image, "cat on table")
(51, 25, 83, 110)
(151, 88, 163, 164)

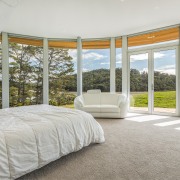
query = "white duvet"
(0, 105, 105, 180)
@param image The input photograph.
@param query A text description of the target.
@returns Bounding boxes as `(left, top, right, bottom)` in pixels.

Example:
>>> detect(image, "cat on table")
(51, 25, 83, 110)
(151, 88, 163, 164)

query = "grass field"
(131, 91, 176, 108)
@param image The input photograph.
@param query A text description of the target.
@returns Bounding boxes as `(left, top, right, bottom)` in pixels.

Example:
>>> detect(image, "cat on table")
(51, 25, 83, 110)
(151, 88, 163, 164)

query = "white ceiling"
(0, 0, 180, 39)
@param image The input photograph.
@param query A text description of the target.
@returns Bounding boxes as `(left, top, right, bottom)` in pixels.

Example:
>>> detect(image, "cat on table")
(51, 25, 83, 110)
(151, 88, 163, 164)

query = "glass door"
(152, 48, 177, 114)
(129, 51, 149, 112)
(128, 47, 177, 115)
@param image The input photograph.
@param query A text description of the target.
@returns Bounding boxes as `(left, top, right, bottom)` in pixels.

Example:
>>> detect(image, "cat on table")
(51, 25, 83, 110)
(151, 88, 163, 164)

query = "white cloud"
(83, 68, 89, 72)
(130, 52, 165, 62)
(116, 61, 122, 64)
(116, 54, 122, 61)
(130, 53, 148, 62)
(155, 64, 175, 75)
(68, 49, 77, 61)
(101, 62, 110, 65)
(82, 50, 90, 53)
(83, 52, 106, 60)
(154, 52, 165, 59)
(156, 69, 175, 75)
(140, 68, 148, 74)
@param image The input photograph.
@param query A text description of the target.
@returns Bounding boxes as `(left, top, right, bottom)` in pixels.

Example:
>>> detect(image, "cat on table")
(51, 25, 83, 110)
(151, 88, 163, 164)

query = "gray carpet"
(18, 115, 180, 180)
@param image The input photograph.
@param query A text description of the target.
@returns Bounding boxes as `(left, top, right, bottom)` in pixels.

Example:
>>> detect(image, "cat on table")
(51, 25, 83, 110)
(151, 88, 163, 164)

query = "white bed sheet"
(0, 105, 105, 179)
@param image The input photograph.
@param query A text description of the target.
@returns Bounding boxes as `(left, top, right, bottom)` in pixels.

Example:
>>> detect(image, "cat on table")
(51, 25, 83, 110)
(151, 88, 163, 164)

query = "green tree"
(9, 43, 42, 106)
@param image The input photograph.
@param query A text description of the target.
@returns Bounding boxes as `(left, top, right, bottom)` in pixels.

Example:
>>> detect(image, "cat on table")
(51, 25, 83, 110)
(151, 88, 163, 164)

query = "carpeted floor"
(18, 114, 180, 180)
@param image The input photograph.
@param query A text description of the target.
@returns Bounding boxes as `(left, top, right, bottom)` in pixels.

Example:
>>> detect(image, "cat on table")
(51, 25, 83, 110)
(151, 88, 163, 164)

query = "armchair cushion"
(100, 105, 120, 113)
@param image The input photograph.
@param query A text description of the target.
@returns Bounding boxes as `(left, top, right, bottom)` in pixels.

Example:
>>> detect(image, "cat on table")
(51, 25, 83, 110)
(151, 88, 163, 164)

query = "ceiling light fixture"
(147, 36, 155, 39)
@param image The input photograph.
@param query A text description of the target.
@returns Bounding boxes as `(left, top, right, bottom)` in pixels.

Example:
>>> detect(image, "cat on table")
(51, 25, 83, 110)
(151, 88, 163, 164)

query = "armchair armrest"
(74, 95, 85, 109)
(117, 94, 128, 118)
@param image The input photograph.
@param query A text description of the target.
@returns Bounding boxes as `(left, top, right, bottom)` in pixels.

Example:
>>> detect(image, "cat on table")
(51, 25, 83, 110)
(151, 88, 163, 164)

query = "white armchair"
(74, 91, 128, 118)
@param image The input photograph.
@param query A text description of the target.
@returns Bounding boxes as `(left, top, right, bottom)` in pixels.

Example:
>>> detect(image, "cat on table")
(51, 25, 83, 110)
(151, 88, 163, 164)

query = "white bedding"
(0, 105, 105, 180)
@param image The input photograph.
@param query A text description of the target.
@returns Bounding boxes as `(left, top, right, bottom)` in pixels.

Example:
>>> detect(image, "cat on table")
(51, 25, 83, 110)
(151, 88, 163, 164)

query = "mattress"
(0, 105, 105, 179)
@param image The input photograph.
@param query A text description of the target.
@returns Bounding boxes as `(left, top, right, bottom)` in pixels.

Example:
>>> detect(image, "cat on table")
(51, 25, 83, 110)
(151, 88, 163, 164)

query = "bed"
(0, 105, 105, 180)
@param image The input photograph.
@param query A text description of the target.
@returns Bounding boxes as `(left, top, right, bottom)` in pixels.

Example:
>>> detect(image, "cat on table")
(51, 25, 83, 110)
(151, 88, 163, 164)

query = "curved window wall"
(0, 25, 179, 115)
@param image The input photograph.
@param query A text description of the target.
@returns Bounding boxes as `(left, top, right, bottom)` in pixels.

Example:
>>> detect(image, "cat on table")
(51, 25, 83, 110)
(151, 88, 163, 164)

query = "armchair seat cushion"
(100, 105, 120, 113)
(82, 105, 101, 113)
(82, 105, 120, 113)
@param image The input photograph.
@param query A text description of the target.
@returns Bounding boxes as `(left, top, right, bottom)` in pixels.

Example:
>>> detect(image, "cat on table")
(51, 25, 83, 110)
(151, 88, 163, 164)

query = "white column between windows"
(2, 32, 9, 108)
(110, 37, 116, 93)
(43, 38, 49, 104)
(77, 37, 82, 96)
(122, 36, 128, 96)
(176, 27, 180, 116)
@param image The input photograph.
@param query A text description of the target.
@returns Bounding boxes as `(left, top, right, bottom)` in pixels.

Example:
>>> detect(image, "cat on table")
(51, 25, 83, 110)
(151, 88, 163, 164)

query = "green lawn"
(131, 91, 176, 108)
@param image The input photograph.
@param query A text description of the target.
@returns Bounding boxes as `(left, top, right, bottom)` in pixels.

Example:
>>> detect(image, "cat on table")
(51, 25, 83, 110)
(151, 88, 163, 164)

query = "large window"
(9, 37, 43, 107)
(153, 49, 176, 113)
(128, 27, 179, 114)
(115, 38, 122, 93)
(48, 40, 77, 108)
(82, 39, 110, 92)
(0, 35, 2, 108)
(129, 52, 148, 112)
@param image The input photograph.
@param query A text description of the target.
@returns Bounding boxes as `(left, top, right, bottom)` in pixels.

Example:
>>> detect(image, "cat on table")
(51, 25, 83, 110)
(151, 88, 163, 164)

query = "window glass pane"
(83, 40, 110, 93)
(130, 53, 148, 112)
(115, 38, 122, 93)
(0, 35, 2, 108)
(154, 49, 176, 113)
(48, 42, 77, 108)
(9, 38, 43, 107)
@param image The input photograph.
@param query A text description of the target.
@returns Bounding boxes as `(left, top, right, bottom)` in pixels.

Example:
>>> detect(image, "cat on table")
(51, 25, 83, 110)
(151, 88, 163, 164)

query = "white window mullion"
(110, 37, 116, 93)
(122, 36, 128, 96)
(2, 32, 9, 108)
(43, 38, 49, 104)
(77, 37, 82, 96)
(176, 45, 180, 116)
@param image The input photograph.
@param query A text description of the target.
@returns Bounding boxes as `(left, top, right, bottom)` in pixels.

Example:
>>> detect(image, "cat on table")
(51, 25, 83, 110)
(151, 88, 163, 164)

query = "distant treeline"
(66, 68, 176, 92)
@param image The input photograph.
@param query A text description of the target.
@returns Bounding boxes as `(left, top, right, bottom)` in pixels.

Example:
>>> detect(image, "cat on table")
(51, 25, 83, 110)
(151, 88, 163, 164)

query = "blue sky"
(130, 49, 176, 75)
(69, 48, 122, 73)
(69, 48, 175, 75)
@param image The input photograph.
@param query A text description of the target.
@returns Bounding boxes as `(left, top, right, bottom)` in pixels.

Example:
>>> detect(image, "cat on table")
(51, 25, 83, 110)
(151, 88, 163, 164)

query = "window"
(9, 37, 43, 107)
(128, 27, 179, 114)
(82, 39, 110, 92)
(48, 40, 77, 108)
(115, 38, 122, 93)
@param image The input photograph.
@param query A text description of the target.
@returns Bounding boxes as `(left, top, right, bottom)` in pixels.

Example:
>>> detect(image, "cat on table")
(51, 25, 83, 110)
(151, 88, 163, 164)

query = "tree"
(9, 43, 76, 107)
(9, 43, 41, 106)
(48, 48, 76, 105)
